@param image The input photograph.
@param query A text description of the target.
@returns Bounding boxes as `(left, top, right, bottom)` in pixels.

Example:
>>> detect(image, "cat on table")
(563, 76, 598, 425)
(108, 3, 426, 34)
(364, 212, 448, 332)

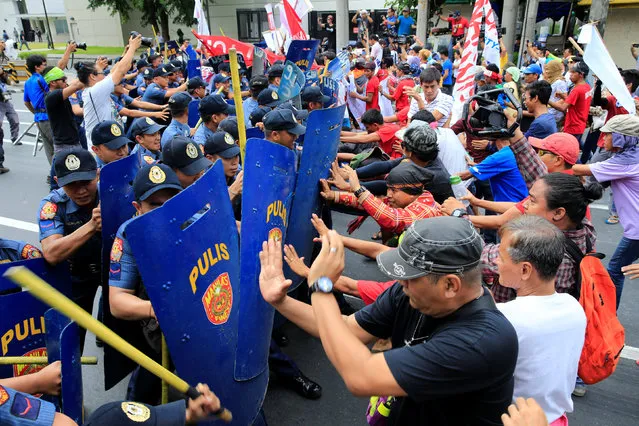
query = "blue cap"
(249, 106, 271, 126)
(84, 400, 185, 426)
(92, 121, 131, 150)
(301, 86, 330, 105)
(263, 109, 306, 135)
(133, 163, 182, 201)
(257, 88, 283, 107)
(153, 66, 171, 78)
(213, 74, 231, 84)
(53, 148, 97, 187)
(161, 135, 211, 176)
(168, 92, 192, 110)
(198, 94, 235, 116)
(204, 131, 240, 158)
(142, 68, 154, 79)
(129, 117, 164, 139)
(522, 63, 542, 75)
(277, 103, 309, 121)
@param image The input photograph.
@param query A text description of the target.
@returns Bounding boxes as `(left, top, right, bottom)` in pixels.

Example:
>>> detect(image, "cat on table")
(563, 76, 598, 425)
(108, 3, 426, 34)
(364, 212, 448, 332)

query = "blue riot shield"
(283, 106, 346, 289)
(187, 59, 202, 79)
(236, 139, 296, 380)
(125, 161, 268, 425)
(245, 127, 265, 140)
(278, 61, 306, 102)
(45, 310, 83, 424)
(98, 154, 143, 390)
(285, 40, 320, 71)
(0, 259, 71, 381)
(188, 100, 201, 128)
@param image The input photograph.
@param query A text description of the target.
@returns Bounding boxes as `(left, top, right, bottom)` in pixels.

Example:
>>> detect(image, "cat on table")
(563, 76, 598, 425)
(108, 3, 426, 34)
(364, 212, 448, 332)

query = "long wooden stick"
(0, 357, 98, 365)
(3, 266, 232, 423)
(228, 48, 247, 163)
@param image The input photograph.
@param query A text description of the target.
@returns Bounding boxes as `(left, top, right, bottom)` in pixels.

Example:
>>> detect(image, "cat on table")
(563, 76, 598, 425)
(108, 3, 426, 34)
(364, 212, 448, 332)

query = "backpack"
(564, 238, 625, 385)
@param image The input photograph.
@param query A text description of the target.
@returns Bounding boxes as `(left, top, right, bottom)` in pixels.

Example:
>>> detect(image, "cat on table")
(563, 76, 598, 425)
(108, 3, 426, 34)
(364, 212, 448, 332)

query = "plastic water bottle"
(450, 176, 470, 207)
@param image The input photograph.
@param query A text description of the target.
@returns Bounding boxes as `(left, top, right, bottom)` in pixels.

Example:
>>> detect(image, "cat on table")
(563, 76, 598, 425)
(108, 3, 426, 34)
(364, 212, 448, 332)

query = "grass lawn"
(18, 46, 126, 59)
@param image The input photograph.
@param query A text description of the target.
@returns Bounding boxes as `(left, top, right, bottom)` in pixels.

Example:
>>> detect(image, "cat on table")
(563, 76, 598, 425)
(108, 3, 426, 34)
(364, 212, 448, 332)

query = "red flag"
(192, 31, 285, 66)
(283, 0, 308, 40)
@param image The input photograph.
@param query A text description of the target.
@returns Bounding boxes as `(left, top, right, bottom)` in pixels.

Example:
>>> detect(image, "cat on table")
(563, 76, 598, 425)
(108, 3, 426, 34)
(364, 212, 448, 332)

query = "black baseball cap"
(250, 75, 269, 90)
(218, 116, 239, 140)
(397, 62, 411, 73)
(263, 109, 306, 135)
(301, 86, 330, 104)
(385, 161, 433, 194)
(129, 117, 164, 139)
(268, 64, 284, 78)
(54, 149, 97, 187)
(142, 68, 154, 79)
(92, 121, 131, 150)
(161, 135, 211, 176)
(136, 60, 149, 70)
(277, 103, 309, 121)
(168, 92, 191, 111)
(153, 66, 171, 78)
(133, 163, 182, 201)
(84, 400, 184, 426)
(187, 76, 207, 91)
(377, 217, 483, 280)
(169, 59, 184, 72)
(198, 94, 235, 116)
(257, 88, 283, 107)
(204, 131, 241, 158)
(249, 106, 271, 126)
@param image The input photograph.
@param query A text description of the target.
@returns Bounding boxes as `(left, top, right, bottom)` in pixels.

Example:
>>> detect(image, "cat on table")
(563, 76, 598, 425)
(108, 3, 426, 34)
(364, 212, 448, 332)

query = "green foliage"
(87, 0, 196, 34)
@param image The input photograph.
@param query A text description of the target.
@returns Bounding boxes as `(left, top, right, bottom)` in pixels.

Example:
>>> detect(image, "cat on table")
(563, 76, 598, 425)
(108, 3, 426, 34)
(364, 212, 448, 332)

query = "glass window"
(236, 9, 269, 43)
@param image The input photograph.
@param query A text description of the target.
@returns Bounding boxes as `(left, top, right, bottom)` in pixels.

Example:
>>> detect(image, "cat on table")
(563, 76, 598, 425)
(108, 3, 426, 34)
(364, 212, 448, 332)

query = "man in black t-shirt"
(43, 66, 84, 152)
(259, 216, 519, 425)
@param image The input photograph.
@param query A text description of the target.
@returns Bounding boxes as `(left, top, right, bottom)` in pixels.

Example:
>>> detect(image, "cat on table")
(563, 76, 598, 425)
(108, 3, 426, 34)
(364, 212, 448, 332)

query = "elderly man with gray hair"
(495, 215, 586, 425)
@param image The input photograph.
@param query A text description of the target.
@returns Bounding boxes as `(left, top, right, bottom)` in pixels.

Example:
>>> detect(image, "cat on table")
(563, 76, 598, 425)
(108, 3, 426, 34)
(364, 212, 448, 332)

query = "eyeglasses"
(536, 149, 556, 157)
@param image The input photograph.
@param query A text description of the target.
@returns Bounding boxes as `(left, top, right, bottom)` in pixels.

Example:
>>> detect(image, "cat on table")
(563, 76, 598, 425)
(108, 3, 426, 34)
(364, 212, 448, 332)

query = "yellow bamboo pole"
(0, 357, 98, 365)
(228, 48, 247, 163)
(161, 335, 169, 404)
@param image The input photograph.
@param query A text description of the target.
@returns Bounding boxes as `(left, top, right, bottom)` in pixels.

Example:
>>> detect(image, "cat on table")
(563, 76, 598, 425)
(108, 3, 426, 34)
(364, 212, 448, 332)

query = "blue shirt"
(469, 147, 528, 202)
(0, 238, 42, 263)
(38, 188, 102, 281)
(131, 144, 161, 167)
(193, 123, 216, 146)
(161, 119, 191, 148)
(141, 82, 167, 105)
(442, 59, 454, 85)
(524, 112, 558, 139)
(135, 73, 145, 88)
(385, 16, 398, 31)
(0, 385, 56, 426)
(397, 16, 415, 36)
(243, 97, 258, 129)
(23, 73, 49, 122)
(109, 217, 139, 289)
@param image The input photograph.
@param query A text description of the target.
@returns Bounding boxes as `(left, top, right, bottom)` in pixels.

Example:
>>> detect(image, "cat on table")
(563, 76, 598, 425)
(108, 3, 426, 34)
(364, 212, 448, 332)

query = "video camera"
(462, 88, 522, 139)
(130, 31, 154, 48)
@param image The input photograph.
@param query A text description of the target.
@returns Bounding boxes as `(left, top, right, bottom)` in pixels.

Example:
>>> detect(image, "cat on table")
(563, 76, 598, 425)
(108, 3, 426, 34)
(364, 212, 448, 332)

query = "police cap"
(133, 163, 182, 201)
(161, 135, 210, 176)
(204, 131, 241, 159)
(92, 121, 131, 150)
(54, 148, 97, 187)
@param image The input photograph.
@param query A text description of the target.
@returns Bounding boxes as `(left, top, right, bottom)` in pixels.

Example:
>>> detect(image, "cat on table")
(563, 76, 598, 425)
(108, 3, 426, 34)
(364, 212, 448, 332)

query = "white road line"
(1, 122, 33, 125)
(2, 139, 35, 146)
(621, 345, 639, 361)
(0, 216, 39, 233)
(589, 204, 609, 211)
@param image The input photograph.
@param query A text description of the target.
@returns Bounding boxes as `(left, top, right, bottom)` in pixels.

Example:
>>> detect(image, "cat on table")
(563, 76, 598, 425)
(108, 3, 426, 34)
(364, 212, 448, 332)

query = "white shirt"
(407, 89, 454, 127)
(82, 76, 119, 148)
(370, 42, 383, 63)
(498, 293, 586, 423)
(435, 128, 468, 175)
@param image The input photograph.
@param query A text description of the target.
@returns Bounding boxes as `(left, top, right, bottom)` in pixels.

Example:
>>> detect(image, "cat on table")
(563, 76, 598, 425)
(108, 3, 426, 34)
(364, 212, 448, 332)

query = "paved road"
(1, 99, 638, 425)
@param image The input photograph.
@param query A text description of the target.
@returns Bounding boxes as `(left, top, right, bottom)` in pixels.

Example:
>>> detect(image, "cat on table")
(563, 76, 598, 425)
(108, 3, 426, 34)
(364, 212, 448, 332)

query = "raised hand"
(258, 239, 292, 306)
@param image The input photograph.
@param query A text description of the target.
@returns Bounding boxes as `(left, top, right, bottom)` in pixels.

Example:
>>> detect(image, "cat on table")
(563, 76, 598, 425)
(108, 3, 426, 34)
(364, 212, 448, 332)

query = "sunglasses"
(536, 149, 556, 157)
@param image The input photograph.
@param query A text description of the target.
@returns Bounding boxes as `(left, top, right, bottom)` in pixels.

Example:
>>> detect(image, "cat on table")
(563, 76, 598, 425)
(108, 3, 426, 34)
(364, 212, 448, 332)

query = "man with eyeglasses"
(43, 67, 84, 153)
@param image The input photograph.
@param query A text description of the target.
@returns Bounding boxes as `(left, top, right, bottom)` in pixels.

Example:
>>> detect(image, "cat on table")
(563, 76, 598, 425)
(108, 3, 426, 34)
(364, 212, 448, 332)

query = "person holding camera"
(396, 7, 416, 37)
(352, 10, 373, 42)
(78, 34, 142, 148)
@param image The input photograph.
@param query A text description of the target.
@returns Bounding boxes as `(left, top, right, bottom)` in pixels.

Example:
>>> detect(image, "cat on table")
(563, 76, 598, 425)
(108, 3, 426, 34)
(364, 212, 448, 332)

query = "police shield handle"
(2, 266, 233, 424)
(229, 48, 247, 163)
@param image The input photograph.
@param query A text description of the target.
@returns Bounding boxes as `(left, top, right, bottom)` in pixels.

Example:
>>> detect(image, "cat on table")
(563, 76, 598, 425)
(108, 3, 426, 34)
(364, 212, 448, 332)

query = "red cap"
(529, 133, 579, 165)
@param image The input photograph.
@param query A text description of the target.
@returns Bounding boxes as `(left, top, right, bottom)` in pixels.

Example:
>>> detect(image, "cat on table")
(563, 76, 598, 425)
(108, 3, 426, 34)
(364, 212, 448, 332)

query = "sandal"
(371, 231, 382, 240)
(605, 215, 619, 225)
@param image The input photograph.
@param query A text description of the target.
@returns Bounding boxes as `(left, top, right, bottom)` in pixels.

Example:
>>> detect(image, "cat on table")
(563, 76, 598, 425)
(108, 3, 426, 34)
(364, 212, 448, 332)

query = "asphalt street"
(1, 98, 638, 425)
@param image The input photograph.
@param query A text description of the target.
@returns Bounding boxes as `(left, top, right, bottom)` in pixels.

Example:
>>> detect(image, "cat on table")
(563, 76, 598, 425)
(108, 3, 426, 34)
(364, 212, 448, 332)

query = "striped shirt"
(407, 89, 454, 126)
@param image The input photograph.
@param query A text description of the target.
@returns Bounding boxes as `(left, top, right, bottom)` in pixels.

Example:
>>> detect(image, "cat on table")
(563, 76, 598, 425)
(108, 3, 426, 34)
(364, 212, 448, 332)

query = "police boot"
(0, 164, 9, 174)
(281, 373, 322, 400)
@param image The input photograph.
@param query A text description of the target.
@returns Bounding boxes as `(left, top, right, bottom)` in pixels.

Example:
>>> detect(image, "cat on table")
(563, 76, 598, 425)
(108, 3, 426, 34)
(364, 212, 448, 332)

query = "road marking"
(2, 139, 35, 146)
(589, 204, 609, 211)
(1, 121, 33, 125)
(0, 216, 39, 233)
(621, 345, 639, 361)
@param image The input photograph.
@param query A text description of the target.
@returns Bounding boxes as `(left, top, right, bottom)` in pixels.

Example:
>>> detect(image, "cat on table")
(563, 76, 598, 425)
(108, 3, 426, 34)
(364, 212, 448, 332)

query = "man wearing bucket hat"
(258, 216, 518, 425)
(573, 114, 639, 308)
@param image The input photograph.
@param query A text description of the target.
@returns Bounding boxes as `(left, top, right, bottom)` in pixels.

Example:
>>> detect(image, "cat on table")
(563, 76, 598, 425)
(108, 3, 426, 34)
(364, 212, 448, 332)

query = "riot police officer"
(91, 121, 130, 168)
(129, 117, 164, 166)
(38, 148, 101, 350)
(0, 238, 42, 264)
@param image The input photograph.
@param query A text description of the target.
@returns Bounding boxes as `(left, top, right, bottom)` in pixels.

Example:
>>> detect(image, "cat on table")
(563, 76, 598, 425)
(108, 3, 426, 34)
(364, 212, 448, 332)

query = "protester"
(523, 80, 558, 139)
(548, 61, 591, 144)
(349, 62, 380, 111)
(407, 68, 453, 126)
(339, 109, 402, 158)
(496, 215, 586, 424)
(543, 59, 568, 125)
(396, 7, 416, 36)
(43, 67, 84, 152)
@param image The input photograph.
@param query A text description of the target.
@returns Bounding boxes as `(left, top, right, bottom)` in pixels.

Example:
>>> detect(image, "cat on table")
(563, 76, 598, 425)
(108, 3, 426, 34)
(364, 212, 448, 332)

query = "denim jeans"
(607, 236, 639, 309)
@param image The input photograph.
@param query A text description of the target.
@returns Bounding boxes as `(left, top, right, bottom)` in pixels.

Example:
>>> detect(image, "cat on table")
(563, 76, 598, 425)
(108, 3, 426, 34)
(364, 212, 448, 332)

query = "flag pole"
(229, 48, 247, 164)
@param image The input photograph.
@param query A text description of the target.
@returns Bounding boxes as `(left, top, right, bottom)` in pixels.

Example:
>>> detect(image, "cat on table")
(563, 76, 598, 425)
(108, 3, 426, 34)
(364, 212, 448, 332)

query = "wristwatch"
(308, 276, 334, 297)
(354, 187, 367, 198)
(451, 208, 468, 218)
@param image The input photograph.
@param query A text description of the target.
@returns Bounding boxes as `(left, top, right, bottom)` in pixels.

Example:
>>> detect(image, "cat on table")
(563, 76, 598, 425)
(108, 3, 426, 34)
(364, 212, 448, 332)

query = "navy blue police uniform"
(0, 238, 42, 264)
(129, 117, 164, 167)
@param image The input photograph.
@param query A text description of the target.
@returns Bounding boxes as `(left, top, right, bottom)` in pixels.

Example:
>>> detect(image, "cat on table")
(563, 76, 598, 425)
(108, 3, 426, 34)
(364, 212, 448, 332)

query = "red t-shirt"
(393, 78, 415, 112)
(396, 106, 410, 127)
(356, 280, 395, 305)
(515, 169, 591, 220)
(447, 17, 469, 37)
(564, 82, 591, 134)
(597, 95, 628, 147)
(366, 75, 380, 111)
(377, 123, 403, 158)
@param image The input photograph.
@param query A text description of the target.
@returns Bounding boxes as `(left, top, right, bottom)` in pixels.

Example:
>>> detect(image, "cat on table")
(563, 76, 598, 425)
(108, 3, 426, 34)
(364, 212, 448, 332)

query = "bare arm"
(340, 132, 380, 144)
(164, 82, 188, 97)
(129, 99, 167, 110)
(571, 164, 593, 176)
(548, 99, 569, 112)
(343, 236, 391, 259)
(24, 101, 35, 114)
(109, 287, 154, 320)
(119, 108, 169, 121)
(41, 207, 100, 265)
(61, 80, 84, 101)
(109, 36, 143, 84)
(469, 206, 522, 230)
(56, 43, 77, 70)
(71, 103, 83, 117)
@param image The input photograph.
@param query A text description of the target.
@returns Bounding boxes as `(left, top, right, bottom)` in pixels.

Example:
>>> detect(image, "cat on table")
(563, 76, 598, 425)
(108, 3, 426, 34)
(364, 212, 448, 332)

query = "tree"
(88, 0, 196, 41)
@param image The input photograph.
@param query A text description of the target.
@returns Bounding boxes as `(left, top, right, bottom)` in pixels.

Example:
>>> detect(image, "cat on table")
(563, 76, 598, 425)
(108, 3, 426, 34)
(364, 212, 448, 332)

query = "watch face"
(318, 277, 333, 292)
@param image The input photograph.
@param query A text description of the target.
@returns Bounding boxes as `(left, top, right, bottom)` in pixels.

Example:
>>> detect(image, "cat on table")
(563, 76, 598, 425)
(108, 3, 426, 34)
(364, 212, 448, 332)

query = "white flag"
(265, 4, 276, 31)
(287, 0, 313, 19)
(193, 0, 210, 48)
(481, 3, 500, 69)
(582, 24, 636, 115)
